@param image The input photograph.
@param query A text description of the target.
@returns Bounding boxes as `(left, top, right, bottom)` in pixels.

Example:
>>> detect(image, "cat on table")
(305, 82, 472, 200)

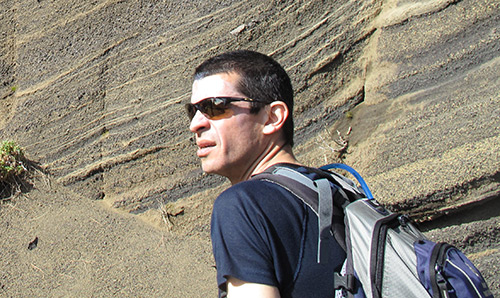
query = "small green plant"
(10, 86, 18, 93)
(0, 141, 26, 179)
(345, 110, 353, 119)
(0, 141, 27, 198)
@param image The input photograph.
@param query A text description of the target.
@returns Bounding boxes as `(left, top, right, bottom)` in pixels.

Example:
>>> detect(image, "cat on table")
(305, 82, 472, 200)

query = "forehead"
(191, 72, 241, 104)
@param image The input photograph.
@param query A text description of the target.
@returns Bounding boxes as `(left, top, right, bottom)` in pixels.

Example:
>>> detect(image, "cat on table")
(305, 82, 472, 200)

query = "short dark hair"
(194, 50, 294, 147)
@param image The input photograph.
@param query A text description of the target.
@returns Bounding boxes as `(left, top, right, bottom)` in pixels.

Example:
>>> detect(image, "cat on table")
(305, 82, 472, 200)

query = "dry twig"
(157, 199, 185, 231)
(31, 263, 45, 275)
(318, 126, 352, 162)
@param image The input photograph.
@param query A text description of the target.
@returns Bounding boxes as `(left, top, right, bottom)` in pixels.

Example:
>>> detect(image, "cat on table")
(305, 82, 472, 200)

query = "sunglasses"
(185, 97, 261, 120)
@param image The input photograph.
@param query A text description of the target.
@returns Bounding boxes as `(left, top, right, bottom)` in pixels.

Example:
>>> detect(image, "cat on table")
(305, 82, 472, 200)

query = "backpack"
(254, 163, 493, 298)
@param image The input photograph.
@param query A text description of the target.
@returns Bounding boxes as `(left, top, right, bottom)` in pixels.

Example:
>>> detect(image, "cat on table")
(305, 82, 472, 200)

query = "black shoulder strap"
(252, 164, 363, 260)
(253, 164, 362, 295)
(255, 171, 320, 211)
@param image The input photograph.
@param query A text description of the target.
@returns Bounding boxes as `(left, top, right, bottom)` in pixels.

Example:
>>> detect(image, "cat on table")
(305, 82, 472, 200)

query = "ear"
(262, 101, 289, 136)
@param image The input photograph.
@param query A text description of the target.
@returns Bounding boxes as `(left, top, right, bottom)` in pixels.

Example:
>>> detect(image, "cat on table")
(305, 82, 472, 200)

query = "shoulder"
(221, 178, 289, 197)
(211, 180, 309, 290)
(211, 178, 309, 234)
(213, 179, 304, 216)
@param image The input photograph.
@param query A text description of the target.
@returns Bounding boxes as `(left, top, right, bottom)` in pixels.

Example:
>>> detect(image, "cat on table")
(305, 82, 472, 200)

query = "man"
(187, 50, 345, 297)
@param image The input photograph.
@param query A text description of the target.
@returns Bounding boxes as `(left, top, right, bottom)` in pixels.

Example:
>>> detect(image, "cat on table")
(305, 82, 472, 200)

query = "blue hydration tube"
(319, 163, 374, 199)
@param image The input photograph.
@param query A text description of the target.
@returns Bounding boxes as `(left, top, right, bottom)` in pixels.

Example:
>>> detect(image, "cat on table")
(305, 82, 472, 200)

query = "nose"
(189, 110, 210, 134)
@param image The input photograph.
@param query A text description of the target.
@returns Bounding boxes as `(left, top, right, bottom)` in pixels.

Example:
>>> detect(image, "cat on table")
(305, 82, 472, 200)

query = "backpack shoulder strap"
(252, 164, 364, 261)
(253, 164, 365, 295)
(254, 169, 338, 264)
(255, 163, 365, 210)
(256, 166, 320, 211)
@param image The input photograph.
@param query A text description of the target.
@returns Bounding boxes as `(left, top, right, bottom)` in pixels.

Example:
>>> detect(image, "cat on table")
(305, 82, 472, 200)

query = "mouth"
(196, 140, 216, 157)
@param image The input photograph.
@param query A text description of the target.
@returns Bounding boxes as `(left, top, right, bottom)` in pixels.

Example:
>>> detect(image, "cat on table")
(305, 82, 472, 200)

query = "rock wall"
(1, 0, 498, 294)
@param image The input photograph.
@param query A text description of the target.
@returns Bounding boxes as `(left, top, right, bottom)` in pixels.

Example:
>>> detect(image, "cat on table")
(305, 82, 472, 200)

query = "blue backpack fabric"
(254, 163, 493, 298)
(415, 240, 493, 298)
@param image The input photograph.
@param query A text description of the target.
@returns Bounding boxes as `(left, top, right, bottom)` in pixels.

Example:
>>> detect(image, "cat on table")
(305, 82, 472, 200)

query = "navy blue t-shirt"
(211, 167, 346, 298)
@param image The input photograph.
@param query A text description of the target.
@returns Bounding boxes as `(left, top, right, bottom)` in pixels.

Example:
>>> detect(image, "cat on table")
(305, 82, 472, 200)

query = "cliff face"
(1, 0, 498, 295)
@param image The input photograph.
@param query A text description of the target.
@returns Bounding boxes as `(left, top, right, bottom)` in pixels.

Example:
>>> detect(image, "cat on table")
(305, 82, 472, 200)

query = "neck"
(228, 143, 301, 185)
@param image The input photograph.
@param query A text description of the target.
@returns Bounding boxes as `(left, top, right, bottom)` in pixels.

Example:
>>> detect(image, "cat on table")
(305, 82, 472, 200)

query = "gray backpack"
(254, 163, 492, 298)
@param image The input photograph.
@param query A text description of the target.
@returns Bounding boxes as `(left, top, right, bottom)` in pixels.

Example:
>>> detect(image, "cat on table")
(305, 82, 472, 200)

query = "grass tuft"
(0, 141, 26, 179)
(0, 141, 29, 200)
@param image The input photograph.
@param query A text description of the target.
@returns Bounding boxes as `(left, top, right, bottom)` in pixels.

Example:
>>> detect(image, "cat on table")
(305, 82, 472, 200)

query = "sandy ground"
(0, 172, 217, 297)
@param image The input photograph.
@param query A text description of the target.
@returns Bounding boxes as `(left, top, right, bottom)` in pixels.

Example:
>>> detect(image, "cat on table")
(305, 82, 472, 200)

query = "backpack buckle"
(333, 272, 355, 292)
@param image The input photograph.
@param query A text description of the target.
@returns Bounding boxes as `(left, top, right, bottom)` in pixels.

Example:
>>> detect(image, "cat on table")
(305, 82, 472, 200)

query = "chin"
(201, 162, 228, 178)
(201, 161, 218, 175)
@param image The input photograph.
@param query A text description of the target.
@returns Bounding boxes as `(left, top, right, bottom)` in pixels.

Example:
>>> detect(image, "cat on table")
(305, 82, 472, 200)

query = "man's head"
(193, 50, 294, 147)
(188, 50, 295, 183)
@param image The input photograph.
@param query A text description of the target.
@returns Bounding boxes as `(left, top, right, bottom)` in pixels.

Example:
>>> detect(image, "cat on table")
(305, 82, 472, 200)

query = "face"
(189, 72, 268, 182)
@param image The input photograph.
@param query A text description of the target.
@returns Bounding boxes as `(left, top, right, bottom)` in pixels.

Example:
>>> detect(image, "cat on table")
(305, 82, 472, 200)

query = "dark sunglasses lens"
(196, 98, 225, 118)
(186, 98, 229, 120)
(185, 104, 197, 120)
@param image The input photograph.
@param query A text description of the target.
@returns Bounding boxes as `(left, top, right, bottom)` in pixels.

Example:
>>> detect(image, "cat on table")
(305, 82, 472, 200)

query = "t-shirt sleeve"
(210, 180, 305, 292)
